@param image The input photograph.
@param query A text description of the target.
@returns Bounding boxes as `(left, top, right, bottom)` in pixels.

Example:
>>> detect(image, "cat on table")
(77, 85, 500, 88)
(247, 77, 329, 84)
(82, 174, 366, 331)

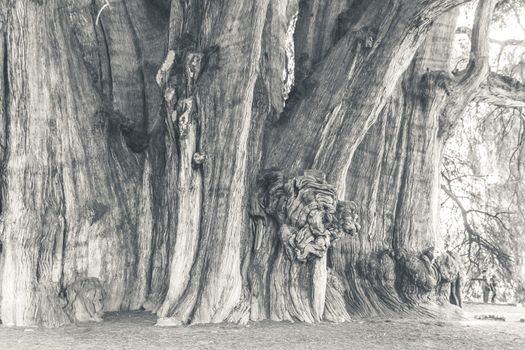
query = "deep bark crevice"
(1, 29, 9, 215)
(0, 15, 9, 323)
(119, 2, 149, 153)
(97, 20, 114, 104)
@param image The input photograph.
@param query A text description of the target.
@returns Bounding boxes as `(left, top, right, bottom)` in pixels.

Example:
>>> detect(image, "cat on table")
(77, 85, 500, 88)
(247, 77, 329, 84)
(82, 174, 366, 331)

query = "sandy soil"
(1, 303, 524, 350)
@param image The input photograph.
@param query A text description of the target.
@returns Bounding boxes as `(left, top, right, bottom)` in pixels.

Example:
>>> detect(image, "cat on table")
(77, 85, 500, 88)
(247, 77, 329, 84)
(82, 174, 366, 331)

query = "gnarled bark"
(1, 0, 503, 328)
(329, 0, 494, 318)
(251, 0, 468, 323)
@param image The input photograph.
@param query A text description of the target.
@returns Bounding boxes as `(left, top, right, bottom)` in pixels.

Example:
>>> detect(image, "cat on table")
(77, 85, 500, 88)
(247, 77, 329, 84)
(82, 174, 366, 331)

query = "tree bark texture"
(330, 11, 461, 317)
(329, 0, 496, 316)
(0, 0, 499, 327)
(0, 0, 169, 326)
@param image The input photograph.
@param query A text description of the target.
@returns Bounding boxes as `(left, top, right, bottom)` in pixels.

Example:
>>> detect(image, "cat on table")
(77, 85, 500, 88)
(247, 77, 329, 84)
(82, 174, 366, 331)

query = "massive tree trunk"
(156, 0, 470, 325)
(0, 0, 169, 326)
(331, 10, 460, 317)
(2, 0, 513, 327)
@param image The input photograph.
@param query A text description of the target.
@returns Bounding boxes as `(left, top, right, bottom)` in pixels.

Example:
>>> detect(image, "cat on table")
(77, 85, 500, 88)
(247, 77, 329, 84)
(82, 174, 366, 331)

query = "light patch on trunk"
(283, 12, 298, 104)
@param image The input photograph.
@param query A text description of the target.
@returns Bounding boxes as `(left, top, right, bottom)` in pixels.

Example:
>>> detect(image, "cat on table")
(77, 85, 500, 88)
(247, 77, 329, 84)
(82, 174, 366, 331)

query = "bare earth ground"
(1, 303, 524, 350)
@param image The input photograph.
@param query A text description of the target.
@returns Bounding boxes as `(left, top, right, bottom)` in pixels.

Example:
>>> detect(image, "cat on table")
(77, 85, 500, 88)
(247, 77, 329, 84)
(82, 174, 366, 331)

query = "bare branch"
(439, 1, 496, 137)
(477, 73, 525, 108)
(465, 209, 510, 231)
(441, 181, 514, 271)
(490, 38, 525, 47)
(460, 0, 497, 88)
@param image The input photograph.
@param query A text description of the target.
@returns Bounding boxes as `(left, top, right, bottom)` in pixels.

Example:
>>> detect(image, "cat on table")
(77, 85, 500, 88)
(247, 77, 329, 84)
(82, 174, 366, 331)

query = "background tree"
(440, 1, 525, 303)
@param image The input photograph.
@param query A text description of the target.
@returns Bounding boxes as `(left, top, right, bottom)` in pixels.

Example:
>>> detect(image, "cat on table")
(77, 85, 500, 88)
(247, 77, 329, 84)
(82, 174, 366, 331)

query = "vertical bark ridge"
(392, 7, 460, 251)
(187, 0, 268, 320)
(157, 0, 272, 325)
(0, 20, 8, 321)
(152, 0, 198, 317)
(0, 12, 8, 214)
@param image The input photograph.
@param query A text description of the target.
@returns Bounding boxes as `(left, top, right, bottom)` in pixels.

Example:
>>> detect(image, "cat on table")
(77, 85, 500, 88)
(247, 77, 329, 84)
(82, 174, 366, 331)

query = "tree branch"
(476, 72, 525, 108)
(465, 209, 510, 231)
(459, 0, 496, 88)
(441, 180, 513, 272)
(439, 0, 496, 137)
(490, 38, 525, 47)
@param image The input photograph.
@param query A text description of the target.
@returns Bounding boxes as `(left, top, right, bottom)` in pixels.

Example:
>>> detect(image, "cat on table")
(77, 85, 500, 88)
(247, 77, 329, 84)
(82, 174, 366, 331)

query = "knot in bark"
(192, 152, 206, 167)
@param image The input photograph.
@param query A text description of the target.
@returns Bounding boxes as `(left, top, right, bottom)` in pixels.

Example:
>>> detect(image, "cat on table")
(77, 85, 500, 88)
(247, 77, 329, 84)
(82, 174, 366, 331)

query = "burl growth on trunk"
(257, 169, 360, 262)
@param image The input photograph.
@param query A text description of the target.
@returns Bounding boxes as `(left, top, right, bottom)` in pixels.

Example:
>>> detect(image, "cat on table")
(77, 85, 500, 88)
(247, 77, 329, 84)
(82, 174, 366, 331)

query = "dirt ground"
(1, 303, 524, 350)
